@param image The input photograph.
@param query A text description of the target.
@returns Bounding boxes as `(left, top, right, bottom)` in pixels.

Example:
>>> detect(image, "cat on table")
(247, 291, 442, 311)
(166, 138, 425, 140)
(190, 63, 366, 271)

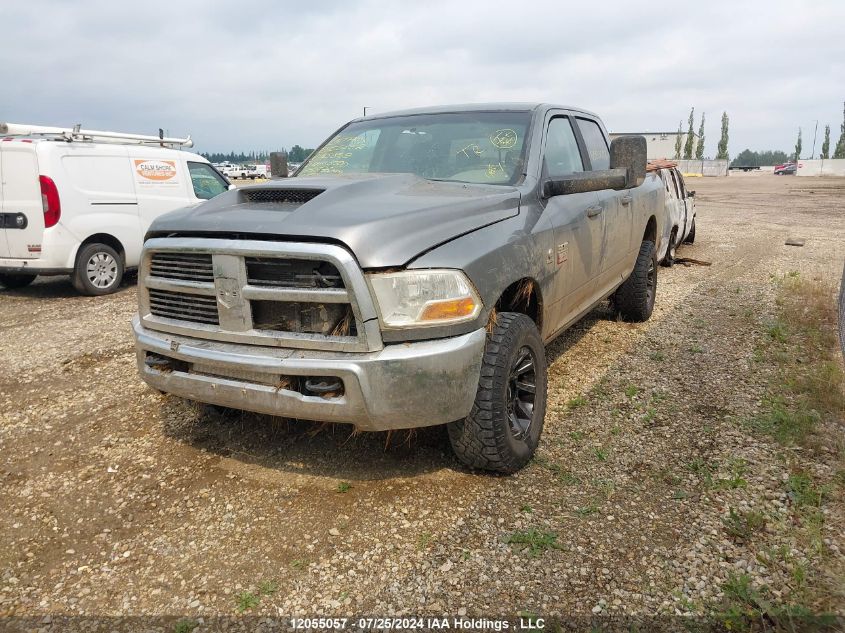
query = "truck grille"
(245, 257, 344, 289)
(150, 253, 214, 283)
(148, 289, 219, 325)
(139, 238, 379, 352)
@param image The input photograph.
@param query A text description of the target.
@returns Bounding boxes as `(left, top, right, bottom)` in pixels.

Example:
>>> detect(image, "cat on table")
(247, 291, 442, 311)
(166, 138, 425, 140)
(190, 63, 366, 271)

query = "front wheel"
(72, 243, 124, 295)
(0, 273, 37, 289)
(613, 239, 657, 322)
(447, 312, 547, 473)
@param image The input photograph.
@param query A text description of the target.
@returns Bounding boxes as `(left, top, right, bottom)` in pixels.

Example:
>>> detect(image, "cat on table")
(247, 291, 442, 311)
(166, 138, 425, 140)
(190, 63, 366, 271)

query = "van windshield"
(298, 111, 531, 185)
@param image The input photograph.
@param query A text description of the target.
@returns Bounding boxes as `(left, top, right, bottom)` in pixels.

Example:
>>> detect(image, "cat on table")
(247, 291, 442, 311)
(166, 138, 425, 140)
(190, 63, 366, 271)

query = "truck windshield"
(298, 111, 531, 185)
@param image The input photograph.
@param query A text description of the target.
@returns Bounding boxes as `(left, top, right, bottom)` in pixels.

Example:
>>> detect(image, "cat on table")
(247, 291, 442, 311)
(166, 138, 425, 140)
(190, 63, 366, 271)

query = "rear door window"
(188, 162, 229, 200)
(544, 118, 584, 178)
(576, 118, 610, 170)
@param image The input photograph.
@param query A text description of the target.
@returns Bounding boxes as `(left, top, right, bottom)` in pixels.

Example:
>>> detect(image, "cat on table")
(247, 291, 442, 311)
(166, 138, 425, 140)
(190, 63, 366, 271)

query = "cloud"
(1, 0, 843, 155)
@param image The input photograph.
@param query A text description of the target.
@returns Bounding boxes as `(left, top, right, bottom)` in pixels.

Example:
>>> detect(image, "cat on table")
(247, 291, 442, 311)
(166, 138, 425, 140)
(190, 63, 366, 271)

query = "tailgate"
(0, 143, 44, 259)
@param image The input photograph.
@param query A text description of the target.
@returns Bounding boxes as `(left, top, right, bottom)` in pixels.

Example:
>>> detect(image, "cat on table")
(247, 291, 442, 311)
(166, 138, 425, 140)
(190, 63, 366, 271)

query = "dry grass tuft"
(514, 278, 536, 310)
(486, 307, 499, 333)
(330, 309, 354, 337)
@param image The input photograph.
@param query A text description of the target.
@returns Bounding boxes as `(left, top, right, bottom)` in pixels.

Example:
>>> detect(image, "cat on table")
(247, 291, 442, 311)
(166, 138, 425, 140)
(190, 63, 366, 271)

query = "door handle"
(586, 205, 603, 218)
(621, 195, 633, 206)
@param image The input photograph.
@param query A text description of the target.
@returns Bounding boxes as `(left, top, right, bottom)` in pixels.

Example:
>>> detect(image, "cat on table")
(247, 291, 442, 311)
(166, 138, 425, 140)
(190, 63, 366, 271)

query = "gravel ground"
(0, 174, 843, 627)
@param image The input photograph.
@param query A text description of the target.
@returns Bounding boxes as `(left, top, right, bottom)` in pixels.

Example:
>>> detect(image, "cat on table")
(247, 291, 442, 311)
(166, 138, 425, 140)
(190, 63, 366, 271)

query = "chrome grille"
(150, 253, 214, 283)
(148, 289, 219, 325)
(139, 238, 381, 352)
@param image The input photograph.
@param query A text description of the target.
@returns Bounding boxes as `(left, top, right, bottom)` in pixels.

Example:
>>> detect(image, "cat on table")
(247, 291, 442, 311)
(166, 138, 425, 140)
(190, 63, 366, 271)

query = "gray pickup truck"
(132, 103, 664, 472)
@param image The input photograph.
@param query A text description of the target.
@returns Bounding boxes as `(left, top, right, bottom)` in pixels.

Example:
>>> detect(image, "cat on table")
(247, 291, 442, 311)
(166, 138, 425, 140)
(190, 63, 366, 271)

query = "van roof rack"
(0, 122, 194, 148)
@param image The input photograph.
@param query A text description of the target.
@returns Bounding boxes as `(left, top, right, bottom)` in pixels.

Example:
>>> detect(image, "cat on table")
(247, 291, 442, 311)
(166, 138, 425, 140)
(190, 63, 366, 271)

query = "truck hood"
(149, 173, 520, 268)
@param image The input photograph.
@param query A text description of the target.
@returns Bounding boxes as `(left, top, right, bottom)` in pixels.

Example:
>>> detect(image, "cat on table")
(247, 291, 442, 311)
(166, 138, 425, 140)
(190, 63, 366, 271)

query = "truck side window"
(545, 118, 583, 178)
(188, 162, 229, 200)
(576, 118, 610, 170)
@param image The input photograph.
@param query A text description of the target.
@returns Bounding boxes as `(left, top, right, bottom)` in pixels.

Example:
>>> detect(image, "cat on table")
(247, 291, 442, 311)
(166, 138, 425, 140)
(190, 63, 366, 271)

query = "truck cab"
(132, 104, 662, 472)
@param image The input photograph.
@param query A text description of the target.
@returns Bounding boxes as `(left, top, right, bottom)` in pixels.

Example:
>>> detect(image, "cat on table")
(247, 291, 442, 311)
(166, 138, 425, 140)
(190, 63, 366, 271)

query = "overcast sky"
(2, 0, 843, 157)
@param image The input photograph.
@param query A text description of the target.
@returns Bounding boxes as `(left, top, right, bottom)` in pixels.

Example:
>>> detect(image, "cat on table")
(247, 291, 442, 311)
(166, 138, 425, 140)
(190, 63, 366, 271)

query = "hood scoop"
(241, 188, 324, 206)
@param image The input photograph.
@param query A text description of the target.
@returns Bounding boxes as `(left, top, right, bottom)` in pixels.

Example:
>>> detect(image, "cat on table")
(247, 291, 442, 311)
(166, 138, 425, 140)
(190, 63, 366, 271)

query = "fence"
(672, 159, 729, 177)
(796, 159, 845, 177)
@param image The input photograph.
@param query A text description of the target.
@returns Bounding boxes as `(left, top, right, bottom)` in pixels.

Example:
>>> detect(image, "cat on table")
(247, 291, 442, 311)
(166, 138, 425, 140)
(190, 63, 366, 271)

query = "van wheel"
(72, 243, 124, 296)
(613, 239, 657, 322)
(447, 312, 547, 474)
(684, 218, 696, 244)
(662, 228, 677, 267)
(0, 273, 37, 289)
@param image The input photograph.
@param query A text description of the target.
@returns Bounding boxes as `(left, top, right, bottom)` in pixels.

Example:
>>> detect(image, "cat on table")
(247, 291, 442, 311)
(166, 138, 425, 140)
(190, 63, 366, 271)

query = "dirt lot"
(1, 174, 843, 628)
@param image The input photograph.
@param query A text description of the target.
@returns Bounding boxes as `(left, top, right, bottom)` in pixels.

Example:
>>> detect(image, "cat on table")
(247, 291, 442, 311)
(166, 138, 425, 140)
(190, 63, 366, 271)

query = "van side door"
(541, 114, 605, 333)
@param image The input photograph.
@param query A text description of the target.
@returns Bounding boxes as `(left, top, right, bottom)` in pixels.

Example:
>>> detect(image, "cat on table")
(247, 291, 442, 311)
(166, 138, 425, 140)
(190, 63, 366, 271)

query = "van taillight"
(39, 176, 61, 228)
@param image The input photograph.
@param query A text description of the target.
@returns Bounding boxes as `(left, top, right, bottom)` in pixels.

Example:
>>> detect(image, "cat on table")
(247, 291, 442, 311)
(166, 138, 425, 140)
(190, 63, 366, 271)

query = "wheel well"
(79, 234, 125, 260)
(493, 278, 542, 330)
(643, 216, 657, 244)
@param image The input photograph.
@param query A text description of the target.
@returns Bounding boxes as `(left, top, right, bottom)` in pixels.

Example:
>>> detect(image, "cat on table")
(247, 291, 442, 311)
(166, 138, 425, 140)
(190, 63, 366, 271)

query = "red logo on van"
(135, 159, 177, 181)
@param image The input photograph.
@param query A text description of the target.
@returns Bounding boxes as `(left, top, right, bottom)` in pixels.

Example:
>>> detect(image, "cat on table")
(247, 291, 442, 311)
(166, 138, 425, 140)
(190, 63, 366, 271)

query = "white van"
(0, 123, 231, 294)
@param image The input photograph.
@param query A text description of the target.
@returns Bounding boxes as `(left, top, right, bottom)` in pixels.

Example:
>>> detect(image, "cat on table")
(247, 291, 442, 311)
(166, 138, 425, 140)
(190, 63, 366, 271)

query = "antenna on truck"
(0, 122, 194, 148)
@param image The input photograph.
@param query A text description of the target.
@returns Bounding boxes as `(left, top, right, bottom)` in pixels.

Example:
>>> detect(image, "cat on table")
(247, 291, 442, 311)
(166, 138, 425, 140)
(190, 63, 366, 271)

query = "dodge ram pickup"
(132, 103, 664, 473)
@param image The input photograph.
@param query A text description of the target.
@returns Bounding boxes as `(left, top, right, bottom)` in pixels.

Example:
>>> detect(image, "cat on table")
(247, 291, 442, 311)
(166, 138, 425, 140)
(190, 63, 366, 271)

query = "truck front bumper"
(132, 316, 486, 431)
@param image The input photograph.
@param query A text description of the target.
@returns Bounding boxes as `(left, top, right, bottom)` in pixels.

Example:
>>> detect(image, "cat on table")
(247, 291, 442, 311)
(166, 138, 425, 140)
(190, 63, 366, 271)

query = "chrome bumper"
(132, 316, 485, 431)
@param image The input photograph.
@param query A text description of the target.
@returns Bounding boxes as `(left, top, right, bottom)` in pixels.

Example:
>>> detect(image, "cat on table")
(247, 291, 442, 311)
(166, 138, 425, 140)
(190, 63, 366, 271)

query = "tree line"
(199, 144, 315, 165)
(673, 108, 730, 161)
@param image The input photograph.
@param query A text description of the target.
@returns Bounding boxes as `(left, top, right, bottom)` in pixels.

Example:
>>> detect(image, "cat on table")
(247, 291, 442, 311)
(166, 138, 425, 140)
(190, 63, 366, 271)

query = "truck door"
(541, 116, 604, 327)
(574, 117, 631, 292)
(672, 169, 690, 239)
(0, 142, 44, 259)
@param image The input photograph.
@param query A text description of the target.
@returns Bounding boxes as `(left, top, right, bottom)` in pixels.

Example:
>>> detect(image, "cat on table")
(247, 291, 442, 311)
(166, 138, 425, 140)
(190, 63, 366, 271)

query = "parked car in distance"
(774, 163, 797, 175)
(133, 103, 665, 472)
(655, 166, 696, 266)
(0, 122, 231, 294)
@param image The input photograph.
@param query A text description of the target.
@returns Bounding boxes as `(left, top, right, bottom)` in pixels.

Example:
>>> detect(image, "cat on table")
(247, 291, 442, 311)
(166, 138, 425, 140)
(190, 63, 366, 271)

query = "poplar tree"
(683, 108, 695, 159)
(716, 112, 730, 160)
(821, 125, 830, 159)
(834, 102, 845, 159)
(674, 121, 683, 159)
(695, 112, 706, 159)
(794, 128, 802, 162)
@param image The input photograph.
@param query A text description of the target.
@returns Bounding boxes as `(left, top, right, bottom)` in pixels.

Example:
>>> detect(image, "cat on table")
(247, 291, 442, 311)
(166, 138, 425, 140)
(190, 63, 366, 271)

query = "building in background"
(609, 131, 698, 160)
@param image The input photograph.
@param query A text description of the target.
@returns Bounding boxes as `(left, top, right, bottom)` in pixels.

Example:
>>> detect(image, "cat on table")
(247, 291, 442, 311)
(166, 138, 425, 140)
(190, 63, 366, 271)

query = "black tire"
(662, 228, 678, 267)
(613, 240, 657, 322)
(72, 243, 124, 296)
(0, 273, 37, 289)
(684, 218, 696, 244)
(447, 312, 547, 473)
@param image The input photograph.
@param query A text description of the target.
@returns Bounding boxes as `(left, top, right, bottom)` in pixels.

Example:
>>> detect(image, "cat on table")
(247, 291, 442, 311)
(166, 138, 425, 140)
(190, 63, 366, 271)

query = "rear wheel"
(662, 228, 678, 267)
(447, 312, 547, 473)
(0, 273, 37, 289)
(72, 243, 124, 295)
(684, 218, 696, 244)
(613, 239, 657, 322)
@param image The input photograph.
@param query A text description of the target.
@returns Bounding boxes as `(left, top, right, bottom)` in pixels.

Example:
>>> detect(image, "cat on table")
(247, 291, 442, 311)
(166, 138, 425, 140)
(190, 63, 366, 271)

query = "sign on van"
(134, 159, 180, 186)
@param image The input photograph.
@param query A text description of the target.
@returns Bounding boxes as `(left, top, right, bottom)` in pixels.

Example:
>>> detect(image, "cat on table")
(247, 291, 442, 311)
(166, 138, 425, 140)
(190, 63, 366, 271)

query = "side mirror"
(543, 134, 648, 199)
(688, 190, 696, 198)
(609, 135, 647, 189)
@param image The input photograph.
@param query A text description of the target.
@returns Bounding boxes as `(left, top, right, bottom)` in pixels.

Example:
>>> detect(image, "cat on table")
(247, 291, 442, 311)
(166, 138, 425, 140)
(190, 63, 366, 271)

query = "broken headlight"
(367, 269, 482, 329)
